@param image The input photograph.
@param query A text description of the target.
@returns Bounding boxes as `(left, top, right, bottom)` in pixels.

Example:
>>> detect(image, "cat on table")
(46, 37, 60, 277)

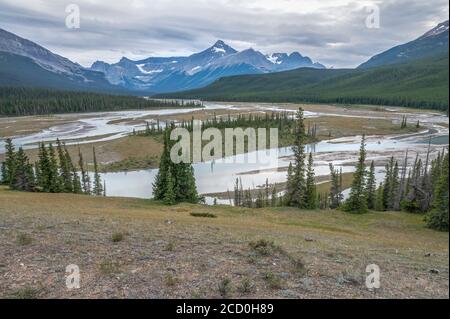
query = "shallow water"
(99, 135, 446, 200)
(0, 102, 318, 153)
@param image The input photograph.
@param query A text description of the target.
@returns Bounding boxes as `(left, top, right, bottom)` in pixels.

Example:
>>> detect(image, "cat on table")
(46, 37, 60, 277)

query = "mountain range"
(0, 28, 325, 94)
(0, 28, 124, 93)
(90, 40, 325, 93)
(159, 20, 449, 110)
(0, 20, 448, 108)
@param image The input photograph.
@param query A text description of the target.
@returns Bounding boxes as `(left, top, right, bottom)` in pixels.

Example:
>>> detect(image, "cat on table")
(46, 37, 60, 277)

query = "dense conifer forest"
(0, 87, 201, 116)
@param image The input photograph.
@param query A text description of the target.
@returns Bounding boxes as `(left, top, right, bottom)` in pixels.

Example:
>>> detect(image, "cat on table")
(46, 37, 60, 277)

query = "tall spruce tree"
(427, 152, 449, 231)
(344, 135, 368, 213)
(286, 108, 307, 208)
(92, 147, 103, 196)
(1, 162, 7, 184)
(47, 143, 61, 193)
(365, 161, 377, 210)
(382, 157, 394, 210)
(329, 163, 343, 209)
(153, 130, 171, 200)
(78, 148, 91, 194)
(374, 183, 385, 211)
(305, 153, 317, 209)
(11, 147, 35, 192)
(3, 138, 16, 186)
(56, 139, 73, 193)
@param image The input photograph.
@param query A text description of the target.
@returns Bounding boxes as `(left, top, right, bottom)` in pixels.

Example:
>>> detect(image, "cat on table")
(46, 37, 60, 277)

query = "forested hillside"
(159, 54, 449, 111)
(0, 87, 200, 116)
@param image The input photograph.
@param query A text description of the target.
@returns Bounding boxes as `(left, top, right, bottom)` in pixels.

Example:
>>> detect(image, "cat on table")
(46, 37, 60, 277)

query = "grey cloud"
(0, 0, 448, 68)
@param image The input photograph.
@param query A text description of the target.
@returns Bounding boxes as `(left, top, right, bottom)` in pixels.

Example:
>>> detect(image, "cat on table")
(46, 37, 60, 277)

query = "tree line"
(1, 139, 104, 196)
(0, 87, 202, 116)
(135, 111, 320, 148)
(342, 136, 448, 231)
(231, 108, 448, 232)
(231, 109, 342, 209)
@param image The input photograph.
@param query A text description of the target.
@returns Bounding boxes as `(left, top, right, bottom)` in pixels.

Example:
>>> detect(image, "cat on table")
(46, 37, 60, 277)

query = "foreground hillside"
(0, 187, 448, 299)
(161, 54, 449, 110)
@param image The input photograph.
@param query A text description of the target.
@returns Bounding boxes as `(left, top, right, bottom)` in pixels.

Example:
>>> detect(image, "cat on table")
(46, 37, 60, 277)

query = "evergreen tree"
(37, 143, 50, 191)
(344, 135, 368, 213)
(305, 153, 317, 209)
(72, 165, 82, 194)
(92, 147, 103, 196)
(78, 148, 91, 194)
(382, 157, 394, 210)
(374, 183, 385, 211)
(57, 139, 73, 193)
(427, 152, 449, 231)
(11, 148, 35, 192)
(3, 138, 16, 186)
(255, 190, 264, 208)
(329, 163, 343, 209)
(153, 128, 199, 204)
(153, 130, 171, 200)
(390, 161, 400, 209)
(47, 143, 61, 193)
(403, 156, 427, 213)
(1, 161, 7, 184)
(271, 187, 278, 207)
(366, 161, 377, 210)
(173, 163, 198, 203)
(286, 108, 307, 207)
(285, 162, 295, 205)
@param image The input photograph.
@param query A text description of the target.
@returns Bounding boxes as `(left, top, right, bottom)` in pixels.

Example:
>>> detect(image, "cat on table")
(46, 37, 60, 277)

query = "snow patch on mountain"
(89, 40, 325, 93)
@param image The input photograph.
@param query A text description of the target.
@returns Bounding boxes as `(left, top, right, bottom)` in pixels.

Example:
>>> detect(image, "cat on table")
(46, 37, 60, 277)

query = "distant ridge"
(358, 20, 449, 69)
(0, 28, 127, 93)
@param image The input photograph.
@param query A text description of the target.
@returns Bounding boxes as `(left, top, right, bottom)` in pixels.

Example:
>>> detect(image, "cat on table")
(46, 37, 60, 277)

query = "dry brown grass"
(0, 135, 164, 171)
(0, 186, 448, 299)
(0, 116, 73, 138)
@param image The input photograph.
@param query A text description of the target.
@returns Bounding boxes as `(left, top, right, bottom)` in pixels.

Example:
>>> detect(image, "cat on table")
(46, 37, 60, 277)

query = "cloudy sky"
(0, 0, 448, 68)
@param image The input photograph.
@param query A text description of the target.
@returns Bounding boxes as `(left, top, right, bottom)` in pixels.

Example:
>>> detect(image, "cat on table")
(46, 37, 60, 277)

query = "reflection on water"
(100, 136, 445, 199)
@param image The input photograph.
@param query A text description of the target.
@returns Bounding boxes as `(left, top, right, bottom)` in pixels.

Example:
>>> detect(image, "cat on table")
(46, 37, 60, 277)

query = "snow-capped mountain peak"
(419, 20, 449, 39)
(89, 40, 325, 93)
(209, 40, 237, 56)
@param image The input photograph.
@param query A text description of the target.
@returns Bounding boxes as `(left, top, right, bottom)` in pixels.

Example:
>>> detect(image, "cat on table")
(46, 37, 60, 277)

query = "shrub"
(99, 260, 120, 275)
(218, 278, 232, 298)
(17, 233, 33, 246)
(190, 212, 217, 218)
(263, 272, 283, 290)
(111, 232, 124, 243)
(249, 239, 277, 256)
(237, 277, 254, 294)
(9, 286, 41, 299)
(165, 273, 178, 287)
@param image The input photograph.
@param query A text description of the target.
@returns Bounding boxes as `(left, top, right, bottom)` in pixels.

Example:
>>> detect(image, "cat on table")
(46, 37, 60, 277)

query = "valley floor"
(0, 186, 448, 299)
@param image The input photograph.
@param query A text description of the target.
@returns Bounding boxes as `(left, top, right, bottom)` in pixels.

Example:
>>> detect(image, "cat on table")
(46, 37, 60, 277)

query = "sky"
(0, 0, 448, 68)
